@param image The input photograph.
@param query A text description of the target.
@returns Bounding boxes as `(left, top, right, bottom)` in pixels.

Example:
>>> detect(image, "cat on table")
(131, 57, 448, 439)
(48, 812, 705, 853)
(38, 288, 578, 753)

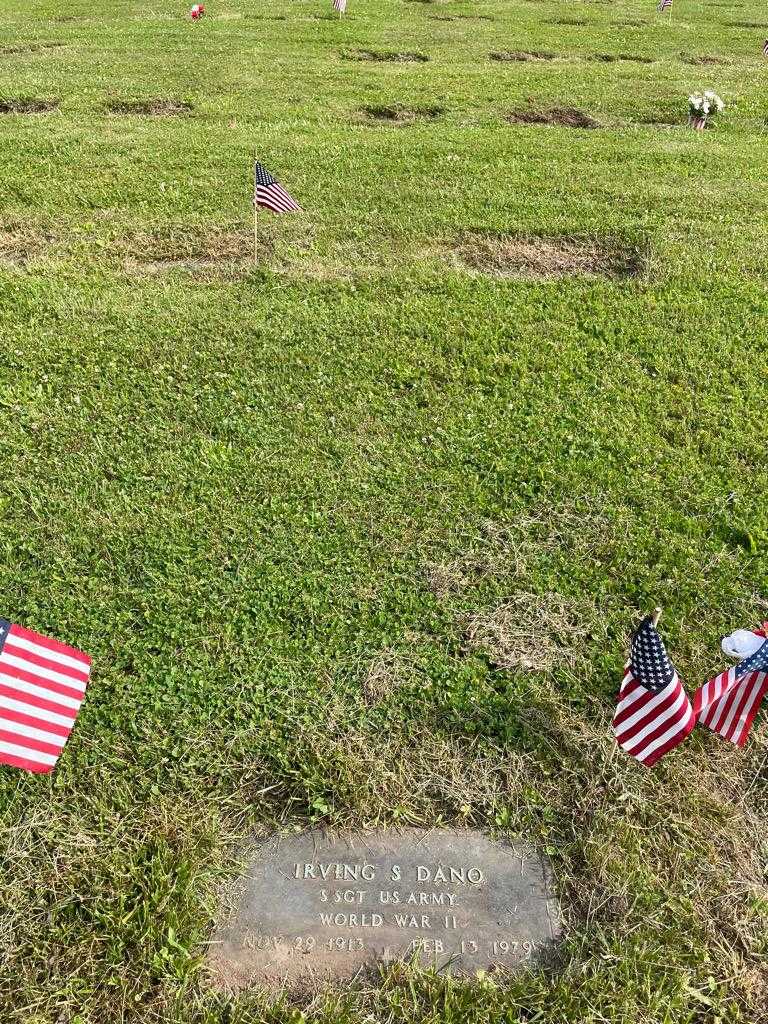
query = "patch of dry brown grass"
(463, 592, 593, 673)
(360, 104, 444, 123)
(105, 98, 193, 116)
(452, 233, 646, 280)
(680, 53, 730, 65)
(346, 49, 430, 63)
(490, 50, 556, 61)
(506, 106, 600, 128)
(426, 503, 616, 602)
(0, 42, 66, 57)
(590, 52, 655, 64)
(0, 97, 59, 113)
(360, 649, 408, 704)
(0, 223, 52, 266)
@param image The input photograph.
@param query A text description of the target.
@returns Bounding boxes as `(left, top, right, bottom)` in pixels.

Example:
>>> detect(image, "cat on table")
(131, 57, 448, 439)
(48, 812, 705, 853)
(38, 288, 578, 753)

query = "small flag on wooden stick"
(763, 38, 768, 58)
(657, 0, 672, 10)
(253, 162, 301, 214)
(252, 161, 301, 265)
(0, 618, 92, 774)
(334, 0, 348, 14)
(612, 609, 696, 767)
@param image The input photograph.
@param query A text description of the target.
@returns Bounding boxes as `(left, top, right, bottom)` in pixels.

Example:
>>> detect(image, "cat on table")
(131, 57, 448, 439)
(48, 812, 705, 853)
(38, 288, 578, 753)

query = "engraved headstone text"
(207, 828, 561, 992)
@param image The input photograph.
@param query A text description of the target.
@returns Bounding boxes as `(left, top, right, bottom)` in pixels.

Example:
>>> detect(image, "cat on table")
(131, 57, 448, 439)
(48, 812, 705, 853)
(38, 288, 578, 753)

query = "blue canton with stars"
(0, 618, 9, 655)
(735, 638, 768, 678)
(631, 616, 677, 692)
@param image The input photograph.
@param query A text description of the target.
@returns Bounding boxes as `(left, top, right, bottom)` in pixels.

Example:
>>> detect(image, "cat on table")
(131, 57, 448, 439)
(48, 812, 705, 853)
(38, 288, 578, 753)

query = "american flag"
(694, 641, 768, 747)
(612, 615, 695, 767)
(657, 0, 672, 10)
(334, 0, 347, 11)
(253, 162, 300, 214)
(763, 38, 768, 57)
(0, 618, 91, 774)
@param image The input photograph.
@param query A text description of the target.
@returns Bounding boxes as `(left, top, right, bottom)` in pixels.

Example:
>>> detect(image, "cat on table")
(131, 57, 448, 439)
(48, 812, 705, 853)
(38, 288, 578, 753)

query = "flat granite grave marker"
(207, 828, 561, 992)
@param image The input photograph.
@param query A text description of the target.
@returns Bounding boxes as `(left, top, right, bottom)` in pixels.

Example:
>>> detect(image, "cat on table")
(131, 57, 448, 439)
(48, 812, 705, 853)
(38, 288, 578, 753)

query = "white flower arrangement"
(688, 90, 725, 129)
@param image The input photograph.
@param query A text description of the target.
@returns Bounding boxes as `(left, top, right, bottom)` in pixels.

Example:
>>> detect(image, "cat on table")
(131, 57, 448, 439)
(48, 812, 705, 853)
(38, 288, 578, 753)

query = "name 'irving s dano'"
(292, 862, 485, 884)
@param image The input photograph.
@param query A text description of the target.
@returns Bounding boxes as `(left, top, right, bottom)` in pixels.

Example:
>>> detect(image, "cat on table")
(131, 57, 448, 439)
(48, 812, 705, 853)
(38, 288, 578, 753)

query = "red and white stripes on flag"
(0, 619, 91, 774)
(657, 0, 672, 10)
(614, 664, 696, 766)
(334, 0, 347, 12)
(253, 161, 301, 214)
(612, 615, 696, 767)
(694, 641, 768, 747)
(763, 39, 768, 58)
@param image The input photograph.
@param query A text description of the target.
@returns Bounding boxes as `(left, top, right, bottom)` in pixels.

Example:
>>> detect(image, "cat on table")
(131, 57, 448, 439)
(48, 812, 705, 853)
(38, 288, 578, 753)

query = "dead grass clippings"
(0, 97, 59, 114)
(506, 106, 600, 128)
(104, 98, 194, 117)
(124, 220, 317, 277)
(430, 12, 495, 19)
(590, 52, 655, 63)
(124, 225, 257, 276)
(426, 502, 618, 602)
(462, 592, 593, 673)
(0, 224, 52, 266)
(680, 53, 730, 65)
(490, 50, 557, 62)
(360, 103, 444, 123)
(346, 49, 430, 63)
(360, 650, 410, 704)
(452, 233, 646, 281)
(0, 42, 66, 57)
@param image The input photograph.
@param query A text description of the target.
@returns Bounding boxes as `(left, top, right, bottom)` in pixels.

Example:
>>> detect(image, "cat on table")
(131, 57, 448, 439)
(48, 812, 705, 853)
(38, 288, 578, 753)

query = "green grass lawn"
(1, 0, 768, 1020)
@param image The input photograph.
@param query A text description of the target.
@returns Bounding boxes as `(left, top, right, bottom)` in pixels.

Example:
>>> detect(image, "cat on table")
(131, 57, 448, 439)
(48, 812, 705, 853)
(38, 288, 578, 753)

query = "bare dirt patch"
(105, 98, 193, 116)
(463, 592, 592, 673)
(0, 97, 59, 114)
(490, 50, 556, 61)
(506, 106, 600, 128)
(680, 53, 729, 65)
(346, 49, 430, 62)
(591, 52, 655, 63)
(452, 233, 645, 280)
(361, 103, 444, 123)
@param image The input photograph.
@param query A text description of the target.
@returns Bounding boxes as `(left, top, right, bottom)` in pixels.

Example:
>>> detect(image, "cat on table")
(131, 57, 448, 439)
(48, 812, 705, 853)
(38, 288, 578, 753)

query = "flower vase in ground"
(688, 90, 724, 130)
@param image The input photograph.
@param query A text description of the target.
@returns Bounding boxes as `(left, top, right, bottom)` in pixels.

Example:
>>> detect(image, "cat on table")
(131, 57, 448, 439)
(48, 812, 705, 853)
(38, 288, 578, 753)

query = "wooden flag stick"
(652, 607, 663, 627)
(257, 201, 264, 266)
